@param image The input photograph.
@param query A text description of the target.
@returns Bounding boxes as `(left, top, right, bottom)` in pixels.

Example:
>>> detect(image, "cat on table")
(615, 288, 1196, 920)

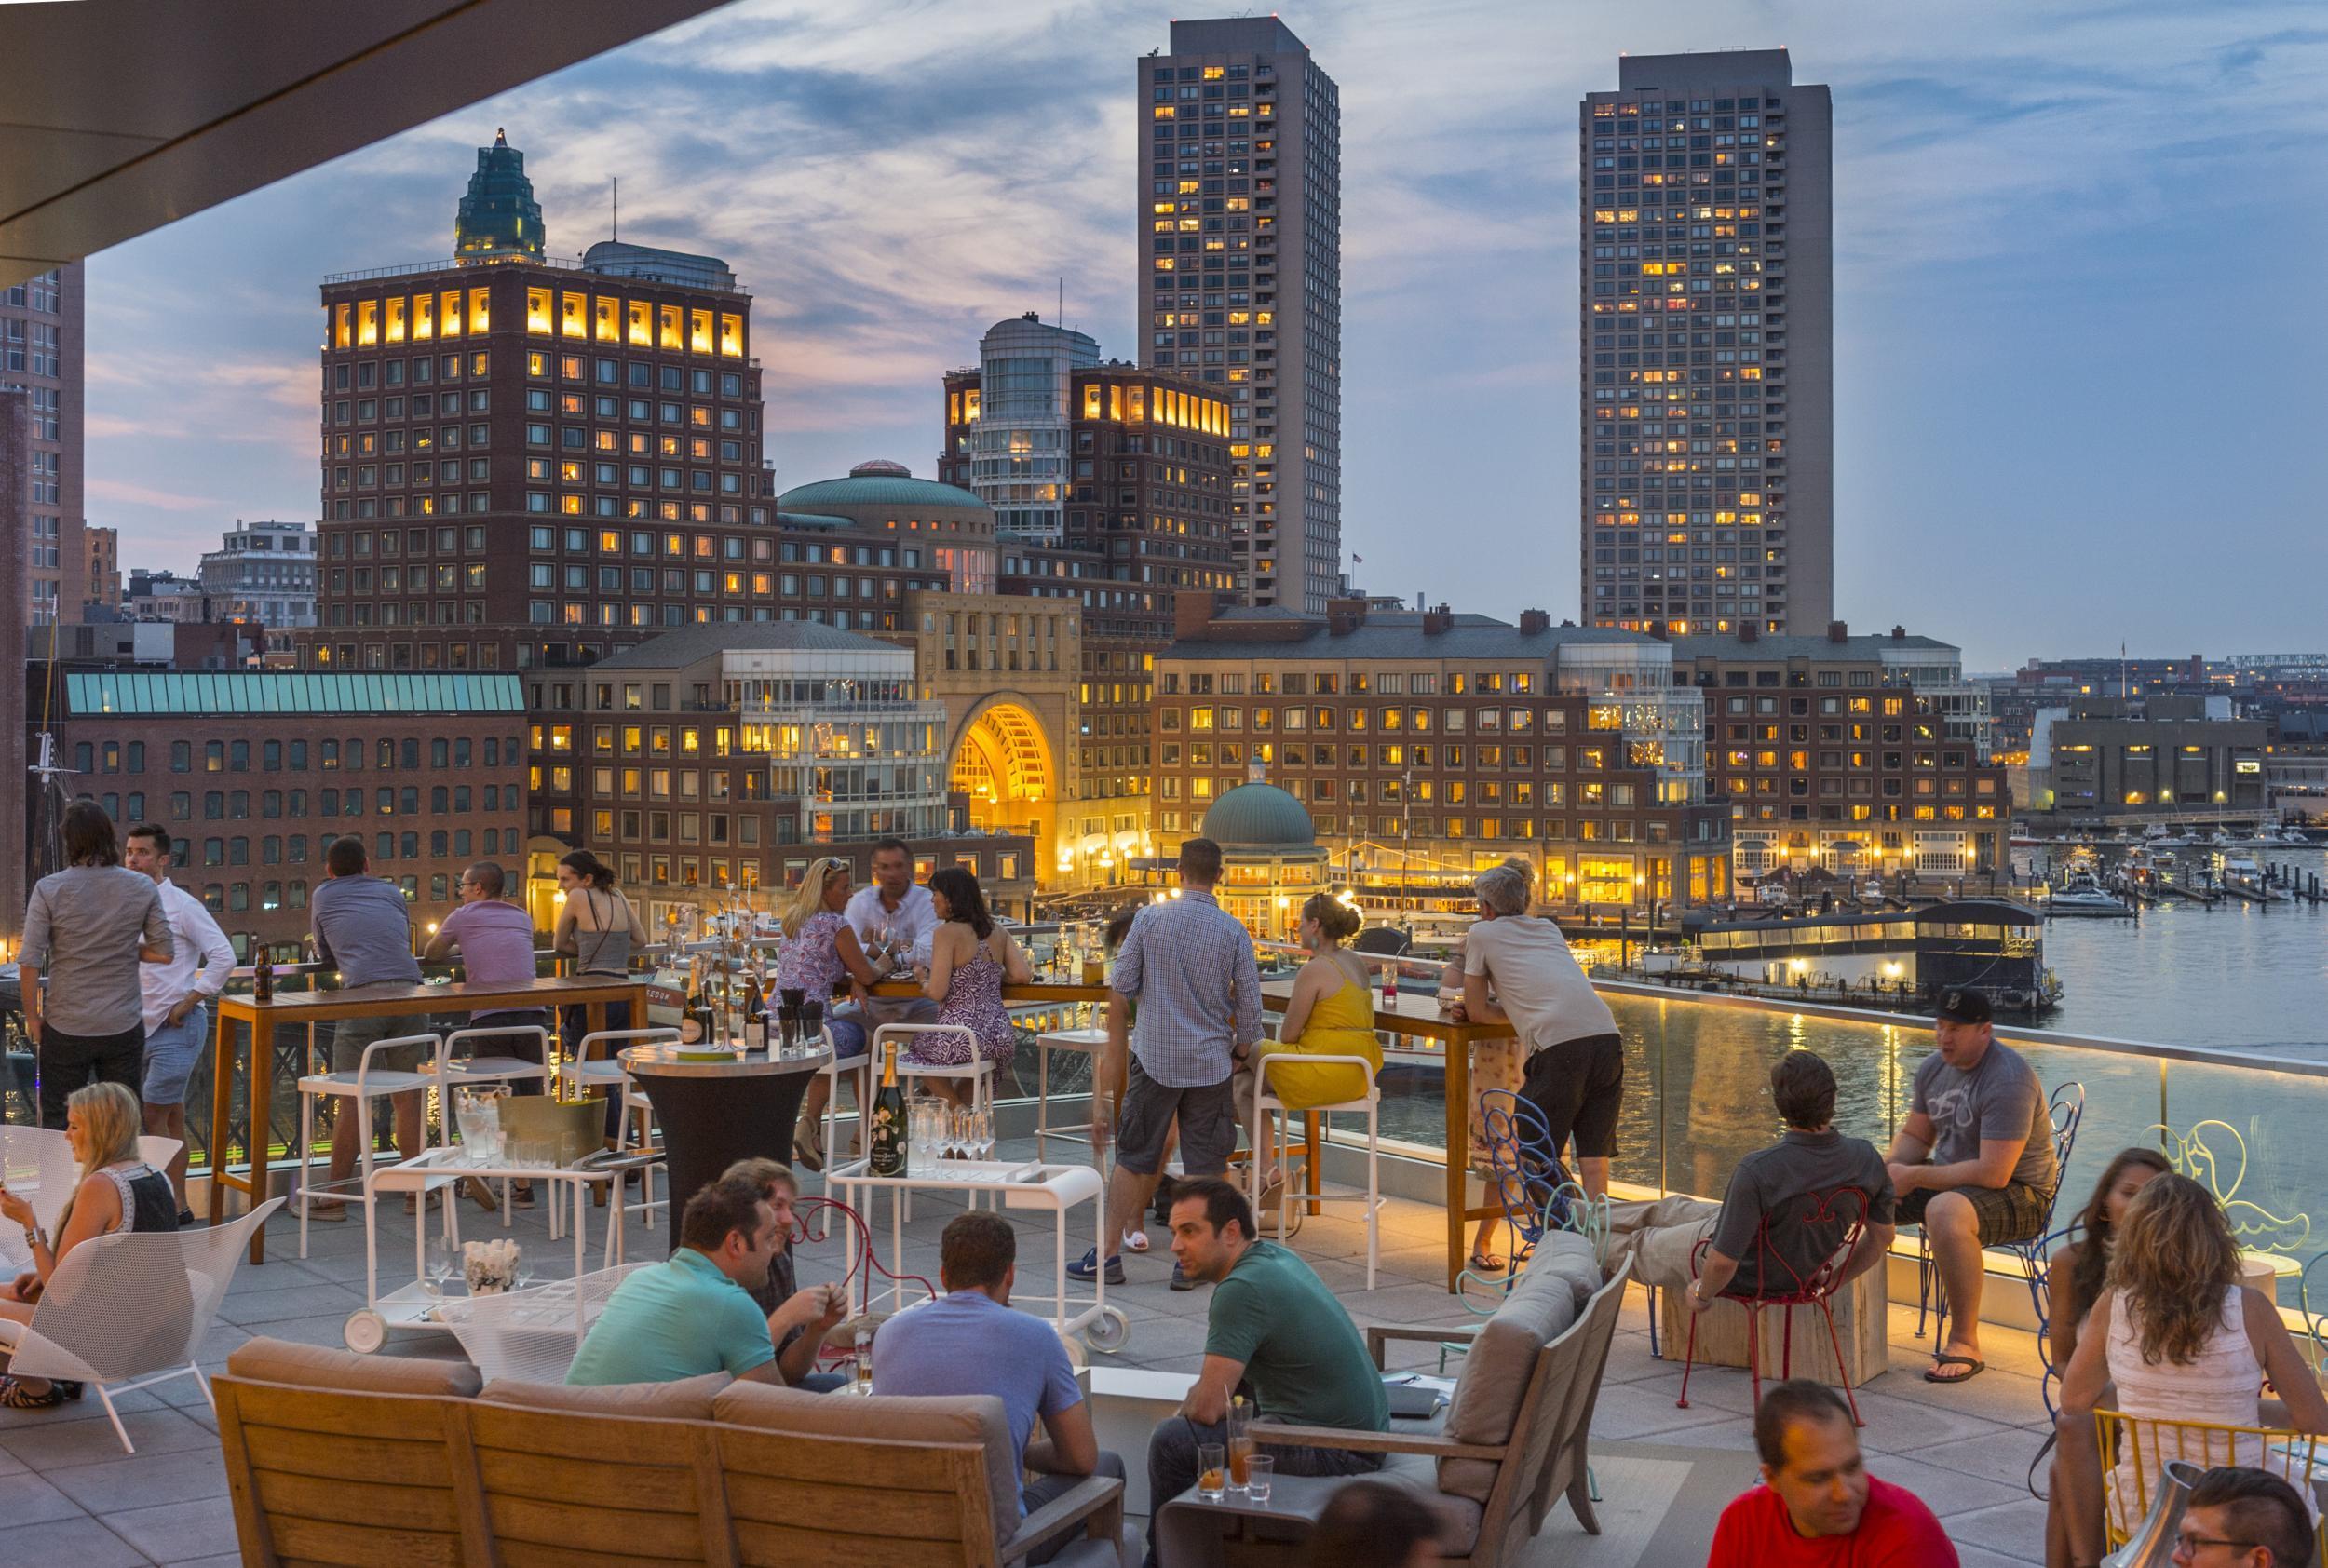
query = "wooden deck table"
(206, 974, 648, 1263)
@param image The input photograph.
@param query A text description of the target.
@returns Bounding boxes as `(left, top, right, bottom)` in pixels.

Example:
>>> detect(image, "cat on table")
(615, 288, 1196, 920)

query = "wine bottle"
(870, 1040, 906, 1176)
(742, 973, 767, 1051)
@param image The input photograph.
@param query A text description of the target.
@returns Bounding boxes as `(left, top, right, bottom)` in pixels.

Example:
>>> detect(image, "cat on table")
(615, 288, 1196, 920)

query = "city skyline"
(74, 0, 2328, 669)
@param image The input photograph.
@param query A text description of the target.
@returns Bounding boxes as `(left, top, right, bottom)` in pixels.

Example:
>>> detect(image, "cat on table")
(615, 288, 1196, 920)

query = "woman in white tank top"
(2053, 1173, 2328, 1567)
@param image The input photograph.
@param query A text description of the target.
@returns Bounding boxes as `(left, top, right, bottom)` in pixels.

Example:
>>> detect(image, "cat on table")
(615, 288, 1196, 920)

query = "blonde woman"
(0, 1082, 179, 1407)
(1234, 892, 1381, 1207)
(2054, 1173, 2328, 1566)
(779, 857, 882, 1169)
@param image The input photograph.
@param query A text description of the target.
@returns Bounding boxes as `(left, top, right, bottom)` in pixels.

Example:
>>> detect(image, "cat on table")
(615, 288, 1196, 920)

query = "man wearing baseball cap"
(1883, 988, 2057, 1386)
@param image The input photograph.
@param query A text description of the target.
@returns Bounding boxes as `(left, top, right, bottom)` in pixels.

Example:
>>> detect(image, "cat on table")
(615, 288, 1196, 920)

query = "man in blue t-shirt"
(873, 1212, 1122, 1557)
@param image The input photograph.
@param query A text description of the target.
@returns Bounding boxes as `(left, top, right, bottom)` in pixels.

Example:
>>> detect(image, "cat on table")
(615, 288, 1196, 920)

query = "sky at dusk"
(82, 0, 2328, 671)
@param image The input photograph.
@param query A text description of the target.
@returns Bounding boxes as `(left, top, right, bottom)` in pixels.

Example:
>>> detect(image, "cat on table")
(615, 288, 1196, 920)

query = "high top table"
(617, 1043, 830, 1251)
(207, 973, 649, 1263)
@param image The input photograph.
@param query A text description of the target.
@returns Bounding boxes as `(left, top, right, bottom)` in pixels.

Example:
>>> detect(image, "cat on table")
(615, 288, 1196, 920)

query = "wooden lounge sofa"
(212, 1338, 1134, 1566)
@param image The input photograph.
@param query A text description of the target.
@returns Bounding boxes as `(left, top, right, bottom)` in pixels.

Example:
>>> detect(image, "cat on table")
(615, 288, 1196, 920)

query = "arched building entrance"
(948, 696, 1061, 861)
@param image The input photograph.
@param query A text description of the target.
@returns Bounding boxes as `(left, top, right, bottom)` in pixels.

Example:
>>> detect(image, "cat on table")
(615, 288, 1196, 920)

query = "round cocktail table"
(619, 1044, 831, 1251)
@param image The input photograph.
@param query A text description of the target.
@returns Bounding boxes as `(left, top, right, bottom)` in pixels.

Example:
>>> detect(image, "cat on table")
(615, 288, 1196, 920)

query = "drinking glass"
(975, 1107, 995, 1162)
(951, 1106, 972, 1162)
(1197, 1444, 1227, 1501)
(1227, 1403, 1253, 1491)
(424, 1237, 458, 1299)
(1244, 1455, 1273, 1504)
(853, 1325, 873, 1394)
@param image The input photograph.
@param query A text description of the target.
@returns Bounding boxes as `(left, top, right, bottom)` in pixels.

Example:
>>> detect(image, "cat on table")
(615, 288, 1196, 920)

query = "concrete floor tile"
(0, 1404, 215, 1471)
(43, 1443, 227, 1511)
(0, 1516, 150, 1568)
(1861, 1451, 2028, 1520)
(1938, 1497, 2051, 1561)
(0, 1470, 87, 1527)
(97, 1494, 240, 1565)
(1891, 1425, 2051, 1490)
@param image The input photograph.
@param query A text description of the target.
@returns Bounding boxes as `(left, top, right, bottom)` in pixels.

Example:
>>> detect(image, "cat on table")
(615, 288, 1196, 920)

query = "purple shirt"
(778, 910, 851, 1000)
(438, 899, 540, 1003)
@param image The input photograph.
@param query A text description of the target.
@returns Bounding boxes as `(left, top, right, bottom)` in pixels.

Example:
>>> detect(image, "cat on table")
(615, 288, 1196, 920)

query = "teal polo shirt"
(565, 1247, 774, 1386)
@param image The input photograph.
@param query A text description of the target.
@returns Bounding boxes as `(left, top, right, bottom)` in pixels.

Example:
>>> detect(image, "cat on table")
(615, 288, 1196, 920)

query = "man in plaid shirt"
(1073, 838, 1263, 1290)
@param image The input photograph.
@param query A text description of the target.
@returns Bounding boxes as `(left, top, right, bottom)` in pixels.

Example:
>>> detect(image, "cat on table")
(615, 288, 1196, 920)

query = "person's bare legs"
(1926, 1189, 1986, 1374)
(142, 1100, 190, 1212)
(1578, 1156, 1611, 1201)
(1103, 1163, 1163, 1263)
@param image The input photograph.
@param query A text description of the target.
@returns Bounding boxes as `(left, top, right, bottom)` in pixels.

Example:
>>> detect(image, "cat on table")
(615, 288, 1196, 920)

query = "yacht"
(2046, 865, 2132, 918)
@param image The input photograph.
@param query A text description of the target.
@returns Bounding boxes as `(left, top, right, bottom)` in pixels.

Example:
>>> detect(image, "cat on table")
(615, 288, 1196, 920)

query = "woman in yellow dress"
(1234, 892, 1382, 1203)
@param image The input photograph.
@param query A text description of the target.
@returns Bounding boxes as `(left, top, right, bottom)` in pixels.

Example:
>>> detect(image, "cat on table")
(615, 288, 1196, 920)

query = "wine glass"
(974, 1107, 995, 1162)
(424, 1237, 459, 1299)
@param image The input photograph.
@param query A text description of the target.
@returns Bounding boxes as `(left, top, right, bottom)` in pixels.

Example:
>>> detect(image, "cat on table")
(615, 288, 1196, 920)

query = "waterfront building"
(1670, 624, 2008, 884)
(556, 622, 1032, 926)
(0, 264, 83, 626)
(1579, 50, 1833, 637)
(1154, 594, 1729, 910)
(36, 668, 528, 957)
(199, 520, 318, 629)
(1139, 16, 1341, 613)
(2028, 695, 2269, 825)
(83, 524, 119, 611)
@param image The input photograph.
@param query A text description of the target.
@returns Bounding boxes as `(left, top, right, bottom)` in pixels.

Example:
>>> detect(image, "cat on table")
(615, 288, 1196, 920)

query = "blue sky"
(84, 0, 2328, 670)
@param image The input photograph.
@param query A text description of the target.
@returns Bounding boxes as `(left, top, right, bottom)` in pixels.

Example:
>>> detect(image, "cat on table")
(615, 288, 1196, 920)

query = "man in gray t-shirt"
(1885, 988, 2058, 1386)
(307, 836, 426, 1218)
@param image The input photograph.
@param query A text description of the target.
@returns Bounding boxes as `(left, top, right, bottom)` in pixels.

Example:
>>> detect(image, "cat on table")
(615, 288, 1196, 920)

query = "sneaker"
(1170, 1262, 1198, 1292)
(1066, 1247, 1125, 1286)
(1122, 1228, 1150, 1254)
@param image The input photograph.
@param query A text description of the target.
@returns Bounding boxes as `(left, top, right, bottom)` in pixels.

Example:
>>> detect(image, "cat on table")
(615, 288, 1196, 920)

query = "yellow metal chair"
(2095, 1411, 2325, 1550)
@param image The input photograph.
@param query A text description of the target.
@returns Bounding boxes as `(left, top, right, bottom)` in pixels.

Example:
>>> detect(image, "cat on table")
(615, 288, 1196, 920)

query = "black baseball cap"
(1935, 988, 1993, 1026)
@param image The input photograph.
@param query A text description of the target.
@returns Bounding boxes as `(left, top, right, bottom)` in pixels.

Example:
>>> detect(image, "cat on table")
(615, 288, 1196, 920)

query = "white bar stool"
(1248, 1053, 1384, 1290)
(1033, 1026, 1108, 1160)
(293, 1031, 445, 1260)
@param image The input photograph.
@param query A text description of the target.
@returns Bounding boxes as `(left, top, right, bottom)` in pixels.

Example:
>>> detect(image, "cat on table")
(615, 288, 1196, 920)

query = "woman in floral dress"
(912, 866, 1035, 1107)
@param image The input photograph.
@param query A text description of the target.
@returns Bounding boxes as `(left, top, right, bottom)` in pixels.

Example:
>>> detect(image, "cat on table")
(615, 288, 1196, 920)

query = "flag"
(1352, 553, 1364, 564)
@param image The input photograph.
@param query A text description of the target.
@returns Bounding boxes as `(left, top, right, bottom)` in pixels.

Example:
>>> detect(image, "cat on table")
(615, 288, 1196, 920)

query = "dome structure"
(1201, 783, 1317, 849)
(453, 129, 544, 264)
(776, 464, 987, 513)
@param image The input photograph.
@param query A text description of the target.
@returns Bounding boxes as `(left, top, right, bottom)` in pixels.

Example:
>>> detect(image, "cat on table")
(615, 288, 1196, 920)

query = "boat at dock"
(2046, 866, 2134, 918)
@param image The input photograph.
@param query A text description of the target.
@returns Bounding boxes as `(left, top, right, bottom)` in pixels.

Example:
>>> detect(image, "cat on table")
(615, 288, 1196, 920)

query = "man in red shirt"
(1708, 1380, 1958, 1565)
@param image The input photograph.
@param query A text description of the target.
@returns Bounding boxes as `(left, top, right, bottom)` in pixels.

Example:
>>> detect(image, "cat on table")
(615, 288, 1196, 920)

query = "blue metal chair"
(1449, 1091, 1573, 1320)
(1915, 1079, 2084, 1350)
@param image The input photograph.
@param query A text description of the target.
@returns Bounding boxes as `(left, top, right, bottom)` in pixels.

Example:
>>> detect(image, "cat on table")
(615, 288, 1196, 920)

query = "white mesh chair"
(0, 1197, 282, 1453)
(437, 1261, 651, 1385)
(292, 1031, 444, 1259)
(553, 1027, 678, 1237)
(0, 1128, 181, 1236)
(1249, 1052, 1383, 1289)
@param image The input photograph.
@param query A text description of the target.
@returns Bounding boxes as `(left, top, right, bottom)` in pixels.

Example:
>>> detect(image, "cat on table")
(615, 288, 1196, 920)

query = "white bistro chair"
(809, 1026, 869, 1180)
(292, 1031, 448, 1259)
(424, 1022, 555, 1095)
(874, 1022, 994, 1115)
(552, 1026, 678, 1237)
(0, 1198, 282, 1453)
(1248, 1052, 1384, 1289)
(1033, 1026, 1109, 1160)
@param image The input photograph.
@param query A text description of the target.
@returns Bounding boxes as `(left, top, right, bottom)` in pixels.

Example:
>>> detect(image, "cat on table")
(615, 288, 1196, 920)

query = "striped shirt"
(1111, 890, 1263, 1088)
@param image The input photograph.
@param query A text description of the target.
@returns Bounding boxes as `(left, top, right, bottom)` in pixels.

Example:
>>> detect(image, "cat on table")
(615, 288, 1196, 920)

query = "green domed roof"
(778, 461, 986, 513)
(1201, 783, 1316, 848)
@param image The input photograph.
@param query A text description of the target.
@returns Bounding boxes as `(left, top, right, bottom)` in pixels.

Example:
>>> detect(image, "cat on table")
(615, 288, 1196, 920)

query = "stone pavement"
(0, 1146, 2053, 1566)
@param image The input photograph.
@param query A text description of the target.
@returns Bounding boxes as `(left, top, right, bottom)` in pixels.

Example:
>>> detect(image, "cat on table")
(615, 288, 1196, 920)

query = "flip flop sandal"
(1468, 1252, 1509, 1274)
(1122, 1229, 1150, 1253)
(1925, 1353, 1985, 1384)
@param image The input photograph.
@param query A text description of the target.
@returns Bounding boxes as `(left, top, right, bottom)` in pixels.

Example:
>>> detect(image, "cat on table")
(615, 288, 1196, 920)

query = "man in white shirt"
(124, 823, 237, 1222)
(1453, 858, 1624, 1200)
(840, 837, 941, 1030)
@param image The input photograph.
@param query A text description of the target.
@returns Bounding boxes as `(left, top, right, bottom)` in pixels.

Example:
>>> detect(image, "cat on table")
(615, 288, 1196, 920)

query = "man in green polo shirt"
(1144, 1177, 1387, 1568)
(566, 1175, 845, 1386)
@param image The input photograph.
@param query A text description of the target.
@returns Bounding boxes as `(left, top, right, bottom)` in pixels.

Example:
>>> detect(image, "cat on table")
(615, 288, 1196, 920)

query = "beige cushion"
(225, 1337, 482, 1399)
(1436, 1251, 1579, 1503)
(713, 1381, 1019, 1547)
(479, 1371, 731, 1421)
(1527, 1229, 1606, 1307)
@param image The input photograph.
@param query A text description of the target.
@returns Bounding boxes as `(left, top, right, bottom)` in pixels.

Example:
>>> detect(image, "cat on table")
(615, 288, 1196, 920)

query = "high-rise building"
(1138, 17, 1340, 613)
(199, 520, 318, 628)
(955, 315, 1098, 543)
(1, 262, 84, 625)
(1579, 49, 1832, 638)
(83, 523, 119, 611)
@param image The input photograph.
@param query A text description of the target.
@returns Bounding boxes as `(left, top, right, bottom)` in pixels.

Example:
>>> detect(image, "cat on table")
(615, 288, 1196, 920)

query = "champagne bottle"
(742, 973, 767, 1051)
(870, 1041, 906, 1176)
(678, 957, 707, 1046)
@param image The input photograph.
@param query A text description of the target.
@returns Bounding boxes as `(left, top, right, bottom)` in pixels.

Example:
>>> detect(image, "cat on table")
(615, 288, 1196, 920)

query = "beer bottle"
(252, 944, 274, 1004)
(870, 1040, 906, 1176)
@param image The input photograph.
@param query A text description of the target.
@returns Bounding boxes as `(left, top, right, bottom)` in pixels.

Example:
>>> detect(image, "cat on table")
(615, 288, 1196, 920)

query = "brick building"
(1155, 594, 1730, 911)
(38, 669, 528, 956)
(1669, 625, 2008, 882)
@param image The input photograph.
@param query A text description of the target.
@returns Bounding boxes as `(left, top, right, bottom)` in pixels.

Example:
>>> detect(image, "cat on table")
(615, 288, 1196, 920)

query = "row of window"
(1163, 706, 1591, 736)
(75, 736, 519, 776)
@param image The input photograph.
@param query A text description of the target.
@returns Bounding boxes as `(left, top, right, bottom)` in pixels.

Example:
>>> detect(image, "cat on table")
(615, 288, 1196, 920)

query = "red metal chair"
(1675, 1183, 1872, 1426)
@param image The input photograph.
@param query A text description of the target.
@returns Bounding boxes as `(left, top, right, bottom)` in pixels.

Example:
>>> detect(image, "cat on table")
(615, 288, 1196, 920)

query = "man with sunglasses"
(2171, 1467, 2314, 1568)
